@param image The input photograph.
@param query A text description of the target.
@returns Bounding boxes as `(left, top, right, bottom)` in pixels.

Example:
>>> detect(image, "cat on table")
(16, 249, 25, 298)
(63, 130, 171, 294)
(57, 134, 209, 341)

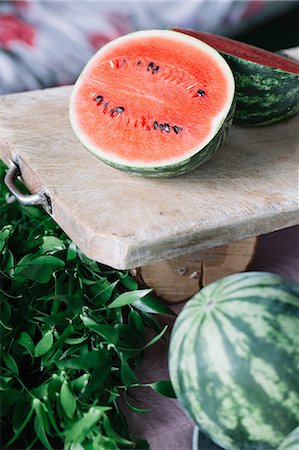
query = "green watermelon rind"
(278, 426, 299, 450)
(89, 99, 235, 177)
(217, 53, 299, 126)
(169, 271, 299, 450)
(173, 29, 299, 126)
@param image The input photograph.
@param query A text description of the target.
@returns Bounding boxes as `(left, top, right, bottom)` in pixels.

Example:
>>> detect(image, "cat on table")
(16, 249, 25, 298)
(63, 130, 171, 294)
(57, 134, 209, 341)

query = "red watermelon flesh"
(174, 28, 299, 74)
(70, 30, 235, 171)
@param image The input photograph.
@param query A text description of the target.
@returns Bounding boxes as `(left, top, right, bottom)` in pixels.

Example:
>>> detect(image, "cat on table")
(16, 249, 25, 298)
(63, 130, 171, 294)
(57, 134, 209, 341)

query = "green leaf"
(12, 399, 31, 432)
(106, 387, 119, 403)
(0, 225, 13, 251)
(77, 250, 101, 273)
(16, 331, 35, 355)
(63, 294, 84, 315)
(0, 388, 22, 417)
(38, 294, 83, 315)
(133, 294, 176, 316)
(60, 380, 77, 419)
(33, 398, 51, 434)
(139, 311, 163, 333)
(65, 334, 88, 345)
(0, 376, 13, 391)
(128, 310, 145, 336)
(4, 249, 14, 277)
(57, 348, 108, 370)
(120, 274, 138, 290)
(0, 319, 13, 331)
(80, 315, 119, 344)
(143, 325, 168, 350)
(34, 330, 54, 357)
(106, 307, 123, 325)
(115, 323, 144, 348)
(125, 396, 153, 414)
(149, 380, 176, 398)
(84, 362, 111, 396)
(12, 254, 35, 286)
(109, 411, 130, 440)
(2, 353, 19, 375)
(24, 232, 43, 251)
(43, 396, 64, 438)
(41, 236, 66, 253)
(31, 383, 49, 400)
(64, 406, 110, 445)
(67, 241, 77, 262)
(119, 325, 168, 353)
(48, 375, 63, 401)
(71, 373, 90, 394)
(102, 414, 133, 445)
(4, 406, 34, 448)
(91, 280, 119, 305)
(33, 415, 52, 450)
(35, 310, 69, 326)
(108, 289, 152, 309)
(0, 300, 11, 327)
(15, 255, 65, 284)
(120, 354, 138, 387)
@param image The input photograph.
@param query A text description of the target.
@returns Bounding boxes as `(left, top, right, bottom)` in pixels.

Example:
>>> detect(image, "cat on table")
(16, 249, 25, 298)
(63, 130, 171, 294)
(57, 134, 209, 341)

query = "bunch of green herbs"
(0, 161, 175, 449)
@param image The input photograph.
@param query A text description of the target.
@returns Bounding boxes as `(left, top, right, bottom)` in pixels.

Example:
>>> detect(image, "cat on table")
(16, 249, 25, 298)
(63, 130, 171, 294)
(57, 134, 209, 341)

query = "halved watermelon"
(69, 30, 235, 176)
(174, 28, 299, 126)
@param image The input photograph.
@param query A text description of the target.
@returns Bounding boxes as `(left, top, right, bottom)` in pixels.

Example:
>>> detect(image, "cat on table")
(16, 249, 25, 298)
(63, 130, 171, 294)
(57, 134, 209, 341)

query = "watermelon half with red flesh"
(174, 28, 299, 126)
(70, 30, 235, 177)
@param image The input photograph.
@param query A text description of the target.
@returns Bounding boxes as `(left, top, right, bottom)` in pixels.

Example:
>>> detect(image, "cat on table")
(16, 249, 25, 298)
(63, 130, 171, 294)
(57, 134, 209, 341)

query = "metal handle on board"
(4, 154, 52, 214)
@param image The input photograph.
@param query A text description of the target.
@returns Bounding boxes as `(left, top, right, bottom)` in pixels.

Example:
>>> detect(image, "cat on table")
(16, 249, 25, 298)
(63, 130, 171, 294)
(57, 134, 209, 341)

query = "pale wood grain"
(0, 86, 298, 269)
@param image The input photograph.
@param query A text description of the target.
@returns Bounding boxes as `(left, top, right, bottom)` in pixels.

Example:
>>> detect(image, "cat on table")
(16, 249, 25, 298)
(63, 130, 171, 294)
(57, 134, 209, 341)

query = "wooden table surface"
(0, 86, 298, 269)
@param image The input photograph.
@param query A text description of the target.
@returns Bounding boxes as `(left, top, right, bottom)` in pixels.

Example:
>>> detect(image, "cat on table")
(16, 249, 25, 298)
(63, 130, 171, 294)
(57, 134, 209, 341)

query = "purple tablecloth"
(121, 226, 299, 450)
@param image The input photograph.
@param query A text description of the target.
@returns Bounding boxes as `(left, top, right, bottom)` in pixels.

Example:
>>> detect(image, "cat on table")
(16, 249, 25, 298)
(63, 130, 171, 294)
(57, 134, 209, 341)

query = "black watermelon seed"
(159, 123, 164, 131)
(147, 62, 155, 71)
(137, 60, 142, 65)
(115, 106, 124, 113)
(197, 89, 205, 97)
(163, 123, 171, 133)
(153, 121, 159, 130)
(152, 65, 160, 74)
(94, 95, 103, 103)
(173, 126, 183, 134)
(104, 102, 109, 108)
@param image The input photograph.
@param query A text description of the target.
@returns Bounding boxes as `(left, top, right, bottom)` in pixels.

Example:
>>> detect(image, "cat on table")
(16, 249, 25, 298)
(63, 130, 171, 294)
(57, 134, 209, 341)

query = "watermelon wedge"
(70, 30, 235, 176)
(174, 28, 299, 126)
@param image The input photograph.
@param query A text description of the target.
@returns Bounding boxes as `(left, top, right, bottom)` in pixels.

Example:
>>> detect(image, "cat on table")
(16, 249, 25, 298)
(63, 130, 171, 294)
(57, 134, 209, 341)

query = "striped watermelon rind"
(95, 100, 235, 177)
(173, 28, 299, 126)
(169, 271, 299, 450)
(278, 427, 299, 450)
(223, 54, 299, 126)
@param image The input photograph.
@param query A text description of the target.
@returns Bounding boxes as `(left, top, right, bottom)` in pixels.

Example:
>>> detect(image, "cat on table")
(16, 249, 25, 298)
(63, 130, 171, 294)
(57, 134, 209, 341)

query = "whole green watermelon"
(169, 272, 299, 450)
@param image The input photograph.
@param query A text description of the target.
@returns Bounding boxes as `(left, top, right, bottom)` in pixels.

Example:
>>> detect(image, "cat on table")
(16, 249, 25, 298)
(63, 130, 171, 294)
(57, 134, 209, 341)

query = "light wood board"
(0, 86, 298, 269)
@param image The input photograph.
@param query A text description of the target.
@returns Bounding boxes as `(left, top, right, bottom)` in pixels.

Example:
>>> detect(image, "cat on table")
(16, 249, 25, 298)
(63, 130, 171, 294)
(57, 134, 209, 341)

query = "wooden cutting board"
(0, 86, 298, 269)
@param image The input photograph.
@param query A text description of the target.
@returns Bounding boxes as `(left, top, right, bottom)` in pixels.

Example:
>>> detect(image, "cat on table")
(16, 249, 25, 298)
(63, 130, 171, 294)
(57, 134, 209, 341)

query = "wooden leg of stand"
(134, 237, 257, 304)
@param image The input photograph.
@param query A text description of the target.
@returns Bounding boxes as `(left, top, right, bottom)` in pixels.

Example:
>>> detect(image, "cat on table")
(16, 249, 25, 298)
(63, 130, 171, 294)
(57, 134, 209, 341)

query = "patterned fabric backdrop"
(0, 0, 282, 95)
